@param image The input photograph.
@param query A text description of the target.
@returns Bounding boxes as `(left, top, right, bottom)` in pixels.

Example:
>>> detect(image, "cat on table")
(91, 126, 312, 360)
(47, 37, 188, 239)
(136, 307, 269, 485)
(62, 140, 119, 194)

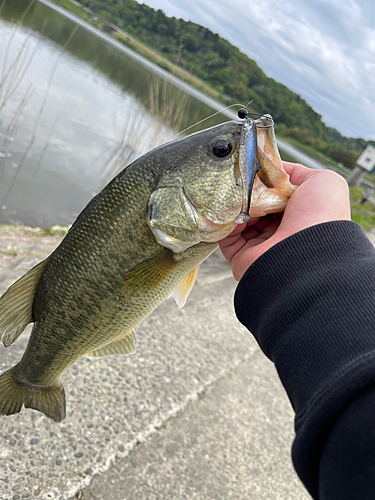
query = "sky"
(141, 0, 374, 141)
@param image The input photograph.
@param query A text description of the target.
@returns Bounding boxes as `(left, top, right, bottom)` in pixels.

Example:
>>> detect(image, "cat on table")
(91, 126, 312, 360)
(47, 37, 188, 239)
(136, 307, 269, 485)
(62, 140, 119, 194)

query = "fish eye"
(212, 139, 233, 158)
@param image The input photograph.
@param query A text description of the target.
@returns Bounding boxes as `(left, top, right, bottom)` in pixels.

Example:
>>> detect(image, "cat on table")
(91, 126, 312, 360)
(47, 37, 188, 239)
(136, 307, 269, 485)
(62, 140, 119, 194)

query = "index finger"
(282, 161, 321, 186)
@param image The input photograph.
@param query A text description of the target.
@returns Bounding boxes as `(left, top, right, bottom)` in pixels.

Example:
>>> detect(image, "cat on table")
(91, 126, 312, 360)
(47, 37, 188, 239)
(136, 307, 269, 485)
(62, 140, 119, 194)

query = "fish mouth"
(238, 114, 296, 218)
(185, 191, 238, 241)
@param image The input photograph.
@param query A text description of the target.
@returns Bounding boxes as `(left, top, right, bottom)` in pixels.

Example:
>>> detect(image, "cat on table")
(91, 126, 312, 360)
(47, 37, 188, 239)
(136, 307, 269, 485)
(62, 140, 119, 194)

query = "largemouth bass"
(0, 119, 294, 421)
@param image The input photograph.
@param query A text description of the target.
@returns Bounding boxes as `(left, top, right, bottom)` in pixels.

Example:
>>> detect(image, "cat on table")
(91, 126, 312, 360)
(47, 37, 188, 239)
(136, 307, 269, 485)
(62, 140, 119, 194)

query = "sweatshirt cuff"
(234, 220, 375, 415)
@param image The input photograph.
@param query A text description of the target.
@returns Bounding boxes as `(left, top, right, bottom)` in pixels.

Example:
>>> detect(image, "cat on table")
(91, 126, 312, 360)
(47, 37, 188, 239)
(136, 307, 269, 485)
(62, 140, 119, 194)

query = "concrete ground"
(0, 223, 346, 500)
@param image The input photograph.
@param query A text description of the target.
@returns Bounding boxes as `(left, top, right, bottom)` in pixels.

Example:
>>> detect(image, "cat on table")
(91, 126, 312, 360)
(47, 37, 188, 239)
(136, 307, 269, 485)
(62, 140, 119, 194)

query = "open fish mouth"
(237, 114, 296, 220)
(183, 113, 296, 230)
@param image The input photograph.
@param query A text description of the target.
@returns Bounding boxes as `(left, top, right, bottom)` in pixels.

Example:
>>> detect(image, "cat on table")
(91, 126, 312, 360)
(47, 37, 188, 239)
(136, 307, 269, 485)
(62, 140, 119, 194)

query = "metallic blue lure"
(235, 109, 262, 223)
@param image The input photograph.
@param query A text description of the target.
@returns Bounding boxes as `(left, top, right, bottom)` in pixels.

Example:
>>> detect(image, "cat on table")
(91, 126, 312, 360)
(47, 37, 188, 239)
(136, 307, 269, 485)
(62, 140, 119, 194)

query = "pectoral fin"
(86, 331, 136, 358)
(172, 265, 200, 309)
(122, 250, 179, 293)
(0, 259, 47, 347)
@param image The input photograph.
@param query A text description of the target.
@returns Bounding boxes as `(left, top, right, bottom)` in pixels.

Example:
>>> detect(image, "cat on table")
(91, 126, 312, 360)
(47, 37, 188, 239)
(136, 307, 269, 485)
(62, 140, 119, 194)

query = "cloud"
(142, 0, 375, 140)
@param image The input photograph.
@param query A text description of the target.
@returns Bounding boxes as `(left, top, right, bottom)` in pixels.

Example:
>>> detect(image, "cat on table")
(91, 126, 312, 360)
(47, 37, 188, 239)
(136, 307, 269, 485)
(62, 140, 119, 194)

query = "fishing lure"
(235, 108, 262, 223)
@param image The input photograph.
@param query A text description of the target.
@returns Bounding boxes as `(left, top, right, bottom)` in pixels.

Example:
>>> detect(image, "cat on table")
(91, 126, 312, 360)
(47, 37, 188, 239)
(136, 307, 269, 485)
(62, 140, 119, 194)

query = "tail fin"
(0, 366, 66, 422)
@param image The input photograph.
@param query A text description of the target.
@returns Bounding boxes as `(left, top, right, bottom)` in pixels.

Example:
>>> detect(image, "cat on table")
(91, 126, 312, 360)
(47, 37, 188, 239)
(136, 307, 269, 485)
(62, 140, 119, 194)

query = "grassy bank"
(0, 223, 70, 237)
(279, 135, 347, 172)
(50, 0, 221, 100)
(52, 0, 90, 19)
(114, 32, 222, 99)
(50, 0, 374, 176)
(1, 187, 375, 242)
(0, 224, 70, 261)
(280, 135, 375, 185)
(350, 187, 375, 231)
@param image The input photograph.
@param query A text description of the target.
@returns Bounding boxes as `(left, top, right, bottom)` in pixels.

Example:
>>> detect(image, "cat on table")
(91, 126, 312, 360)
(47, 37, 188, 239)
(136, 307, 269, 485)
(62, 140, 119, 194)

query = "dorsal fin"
(0, 259, 47, 347)
(172, 265, 200, 309)
(86, 331, 135, 358)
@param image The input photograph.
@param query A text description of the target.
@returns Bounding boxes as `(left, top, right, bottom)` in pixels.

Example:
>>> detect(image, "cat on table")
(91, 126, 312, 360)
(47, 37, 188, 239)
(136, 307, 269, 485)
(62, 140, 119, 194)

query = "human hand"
(219, 162, 351, 281)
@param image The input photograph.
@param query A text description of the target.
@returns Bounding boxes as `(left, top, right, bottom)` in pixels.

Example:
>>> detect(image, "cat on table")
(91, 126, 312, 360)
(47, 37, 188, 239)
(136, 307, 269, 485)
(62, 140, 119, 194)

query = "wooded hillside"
(79, 0, 372, 167)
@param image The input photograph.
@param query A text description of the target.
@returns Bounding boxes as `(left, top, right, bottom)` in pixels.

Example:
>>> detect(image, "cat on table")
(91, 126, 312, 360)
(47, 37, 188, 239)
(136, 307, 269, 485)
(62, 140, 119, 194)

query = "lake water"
(0, 0, 229, 226)
(0, 0, 299, 227)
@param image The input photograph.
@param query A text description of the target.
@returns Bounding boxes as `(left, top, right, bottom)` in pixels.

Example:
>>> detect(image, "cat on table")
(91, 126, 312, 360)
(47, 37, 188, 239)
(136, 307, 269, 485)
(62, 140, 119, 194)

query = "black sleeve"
(234, 221, 375, 500)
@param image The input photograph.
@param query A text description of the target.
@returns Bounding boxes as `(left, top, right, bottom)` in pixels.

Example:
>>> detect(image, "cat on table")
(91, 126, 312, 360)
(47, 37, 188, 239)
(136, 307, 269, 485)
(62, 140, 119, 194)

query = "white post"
(347, 166, 369, 186)
(347, 146, 375, 186)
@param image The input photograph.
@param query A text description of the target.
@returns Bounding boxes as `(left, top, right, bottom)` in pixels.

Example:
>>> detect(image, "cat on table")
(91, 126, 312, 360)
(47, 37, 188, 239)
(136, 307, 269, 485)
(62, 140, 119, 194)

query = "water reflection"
(0, 0, 221, 227)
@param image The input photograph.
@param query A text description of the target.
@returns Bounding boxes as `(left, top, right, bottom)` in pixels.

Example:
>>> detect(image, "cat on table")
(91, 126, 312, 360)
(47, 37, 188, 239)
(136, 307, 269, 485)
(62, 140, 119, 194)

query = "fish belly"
(15, 242, 218, 387)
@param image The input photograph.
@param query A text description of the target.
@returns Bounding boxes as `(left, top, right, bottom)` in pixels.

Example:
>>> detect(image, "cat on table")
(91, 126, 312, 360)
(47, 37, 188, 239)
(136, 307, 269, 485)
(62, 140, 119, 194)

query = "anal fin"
(172, 265, 200, 309)
(0, 259, 47, 347)
(86, 331, 136, 358)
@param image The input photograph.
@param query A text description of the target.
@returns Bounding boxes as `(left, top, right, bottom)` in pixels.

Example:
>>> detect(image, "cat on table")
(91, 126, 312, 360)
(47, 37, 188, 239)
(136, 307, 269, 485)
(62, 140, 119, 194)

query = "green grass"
(279, 136, 348, 173)
(52, 0, 91, 19)
(0, 224, 70, 236)
(351, 211, 375, 231)
(2, 248, 18, 257)
(42, 225, 70, 236)
(350, 187, 364, 202)
(280, 136, 375, 187)
(114, 33, 221, 98)
(350, 187, 375, 231)
(50, 1, 221, 99)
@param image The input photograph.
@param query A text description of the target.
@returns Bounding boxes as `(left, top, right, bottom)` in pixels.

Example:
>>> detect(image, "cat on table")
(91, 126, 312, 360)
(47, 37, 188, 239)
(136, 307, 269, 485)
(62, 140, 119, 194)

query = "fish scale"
(0, 119, 295, 421)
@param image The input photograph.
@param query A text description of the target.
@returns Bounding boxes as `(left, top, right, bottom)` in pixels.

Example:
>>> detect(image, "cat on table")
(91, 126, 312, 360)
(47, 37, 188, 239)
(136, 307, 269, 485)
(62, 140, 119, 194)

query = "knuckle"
(318, 169, 348, 189)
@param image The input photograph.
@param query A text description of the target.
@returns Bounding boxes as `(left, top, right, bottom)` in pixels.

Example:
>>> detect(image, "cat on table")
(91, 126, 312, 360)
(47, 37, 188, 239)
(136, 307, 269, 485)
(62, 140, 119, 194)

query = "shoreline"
(39, 0, 344, 172)
(1, 222, 374, 249)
